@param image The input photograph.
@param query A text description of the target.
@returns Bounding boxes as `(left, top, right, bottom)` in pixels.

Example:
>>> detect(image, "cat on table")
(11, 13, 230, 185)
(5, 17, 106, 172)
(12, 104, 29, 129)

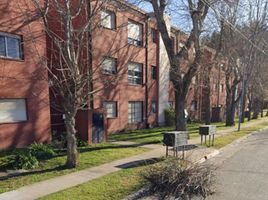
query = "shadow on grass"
(116, 158, 163, 169)
(0, 165, 68, 181)
(78, 144, 147, 153)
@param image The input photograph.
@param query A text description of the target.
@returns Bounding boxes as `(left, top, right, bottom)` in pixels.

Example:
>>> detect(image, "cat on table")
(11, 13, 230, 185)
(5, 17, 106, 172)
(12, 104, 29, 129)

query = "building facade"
(0, 0, 51, 149)
(0, 0, 226, 148)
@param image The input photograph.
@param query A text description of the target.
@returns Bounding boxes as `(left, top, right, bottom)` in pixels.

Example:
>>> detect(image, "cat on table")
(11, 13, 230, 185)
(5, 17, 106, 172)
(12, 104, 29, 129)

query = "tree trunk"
(252, 98, 261, 119)
(225, 88, 236, 126)
(240, 91, 247, 123)
(247, 101, 252, 121)
(204, 89, 211, 125)
(65, 114, 78, 168)
(175, 91, 187, 131)
(266, 110, 268, 117)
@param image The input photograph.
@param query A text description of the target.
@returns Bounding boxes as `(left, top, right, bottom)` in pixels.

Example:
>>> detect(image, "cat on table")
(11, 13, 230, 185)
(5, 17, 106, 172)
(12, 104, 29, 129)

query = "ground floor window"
(128, 101, 143, 123)
(0, 99, 27, 123)
(151, 101, 157, 113)
(103, 101, 117, 118)
(191, 100, 198, 111)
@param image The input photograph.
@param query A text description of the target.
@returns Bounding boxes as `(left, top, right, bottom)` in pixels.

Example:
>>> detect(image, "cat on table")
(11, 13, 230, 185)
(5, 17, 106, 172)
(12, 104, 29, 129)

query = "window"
(151, 66, 157, 80)
(0, 99, 27, 123)
(220, 84, 224, 92)
(103, 101, 117, 118)
(151, 101, 157, 113)
(128, 62, 143, 85)
(168, 101, 173, 108)
(101, 10, 116, 29)
(0, 32, 23, 60)
(128, 102, 143, 123)
(214, 83, 217, 91)
(191, 100, 198, 111)
(151, 28, 158, 43)
(128, 21, 143, 46)
(192, 76, 196, 84)
(102, 57, 117, 74)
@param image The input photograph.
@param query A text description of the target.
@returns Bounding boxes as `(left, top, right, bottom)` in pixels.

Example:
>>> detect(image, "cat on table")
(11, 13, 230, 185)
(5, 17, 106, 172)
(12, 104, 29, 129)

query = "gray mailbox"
(163, 131, 188, 147)
(163, 131, 188, 158)
(199, 125, 216, 135)
(199, 125, 216, 146)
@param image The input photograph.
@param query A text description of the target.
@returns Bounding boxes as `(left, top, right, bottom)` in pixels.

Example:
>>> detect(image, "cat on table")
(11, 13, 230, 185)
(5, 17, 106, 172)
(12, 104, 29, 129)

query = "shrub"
(12, 150, 39, 170)
(30, 143, 56, 160)
(77, 137, 88, 147)
(164, 108, 176, 126)
(51, 131, 67, 149)
(142, 158, 215, 200)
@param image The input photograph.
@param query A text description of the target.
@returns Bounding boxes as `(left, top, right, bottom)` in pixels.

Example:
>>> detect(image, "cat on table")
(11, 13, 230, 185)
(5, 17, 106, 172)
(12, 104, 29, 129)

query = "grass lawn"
(39, 166, 146, 200)
(0, 144, 147, 194)
(108, 122, 201, 145)
(206, 121, 268, 149)
(109, 116, 268, 145)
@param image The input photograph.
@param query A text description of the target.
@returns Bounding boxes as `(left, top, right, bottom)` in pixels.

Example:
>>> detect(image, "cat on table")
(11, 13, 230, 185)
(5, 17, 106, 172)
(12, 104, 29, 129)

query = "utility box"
(163, 131, 188, 147)
(199, 125, 216, 136)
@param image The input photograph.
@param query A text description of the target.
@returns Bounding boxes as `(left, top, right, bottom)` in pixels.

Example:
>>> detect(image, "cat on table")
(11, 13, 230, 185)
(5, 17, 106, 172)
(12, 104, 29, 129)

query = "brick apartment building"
(0, 0, 226, 148)
(0, 0, 51, 149)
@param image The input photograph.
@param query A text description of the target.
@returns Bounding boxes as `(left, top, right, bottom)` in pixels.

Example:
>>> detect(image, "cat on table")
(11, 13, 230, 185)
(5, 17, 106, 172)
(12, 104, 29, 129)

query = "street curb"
(218, 125, 268, 153)
(195, 149, 220, 164)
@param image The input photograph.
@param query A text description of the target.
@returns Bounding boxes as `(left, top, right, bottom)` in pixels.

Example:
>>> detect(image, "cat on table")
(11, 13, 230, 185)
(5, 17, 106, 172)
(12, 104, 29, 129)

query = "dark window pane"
(0, 36, 6, 56)
(151, 66, 157, 80)
(6, 37, 21, 59)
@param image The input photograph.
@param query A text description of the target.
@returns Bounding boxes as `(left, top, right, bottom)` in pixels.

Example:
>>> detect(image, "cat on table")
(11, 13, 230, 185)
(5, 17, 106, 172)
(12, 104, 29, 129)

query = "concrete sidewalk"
(0, 117, 266, 200)
(0, 145, 217, 200)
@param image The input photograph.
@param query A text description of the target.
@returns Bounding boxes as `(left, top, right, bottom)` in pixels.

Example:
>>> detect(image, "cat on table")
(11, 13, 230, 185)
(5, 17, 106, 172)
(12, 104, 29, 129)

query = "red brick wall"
(92, 8, 159, 133)
(0, 1, 51, 149)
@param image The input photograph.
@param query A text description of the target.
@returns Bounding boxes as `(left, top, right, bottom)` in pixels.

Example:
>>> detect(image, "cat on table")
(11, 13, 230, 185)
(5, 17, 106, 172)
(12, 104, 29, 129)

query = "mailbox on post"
(163, 131, 188, 158)
(199, 125, 216, 146)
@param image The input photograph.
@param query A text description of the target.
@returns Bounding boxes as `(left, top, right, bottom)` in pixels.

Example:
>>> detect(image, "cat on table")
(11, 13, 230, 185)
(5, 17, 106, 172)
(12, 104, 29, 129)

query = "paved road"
(208, 128, 268, 200)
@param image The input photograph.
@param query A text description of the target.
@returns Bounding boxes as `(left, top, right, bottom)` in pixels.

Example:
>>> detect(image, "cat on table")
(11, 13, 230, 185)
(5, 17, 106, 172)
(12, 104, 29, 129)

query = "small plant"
(142, 158, 215, 200)
(77, 137, 88, 147)
(30, 143, 56, 160)
(12, 150, 39, 170)
(164, 108, 176, 126)
(51, 131, 67, 149)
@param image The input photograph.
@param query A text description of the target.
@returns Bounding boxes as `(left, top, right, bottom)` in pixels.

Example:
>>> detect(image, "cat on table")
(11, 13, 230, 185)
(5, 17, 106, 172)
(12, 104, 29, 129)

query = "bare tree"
(148, 0, 209, 131)
(206, 0, 244, 126)
(32, 0, 123, 168)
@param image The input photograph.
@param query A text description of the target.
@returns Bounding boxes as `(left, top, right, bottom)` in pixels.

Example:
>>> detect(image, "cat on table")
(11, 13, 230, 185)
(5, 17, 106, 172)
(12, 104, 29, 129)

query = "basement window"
(0, 99, 27, 123)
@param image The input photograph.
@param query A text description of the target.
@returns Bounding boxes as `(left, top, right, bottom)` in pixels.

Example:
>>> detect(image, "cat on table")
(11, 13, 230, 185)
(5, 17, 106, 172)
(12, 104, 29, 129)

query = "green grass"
(206, 121, 268, 149)
(39, 166, 146, 200)
(109, 116, 268, 145)
(108, 122, 202, 145)
(0, 144, 147, 194)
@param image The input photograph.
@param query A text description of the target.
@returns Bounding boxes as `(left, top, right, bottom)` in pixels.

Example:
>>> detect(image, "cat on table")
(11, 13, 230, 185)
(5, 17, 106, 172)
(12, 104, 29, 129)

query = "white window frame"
(0, 32, 23, 60)
(102, 57, 117, 74)
(128, 21, 143, 46)
(100, 10, 116, 29)
(128, 102, 143, 123)
(0, 99, 27, 123)
(128, 62, 143, 85)
(103, 101, 117, 118)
